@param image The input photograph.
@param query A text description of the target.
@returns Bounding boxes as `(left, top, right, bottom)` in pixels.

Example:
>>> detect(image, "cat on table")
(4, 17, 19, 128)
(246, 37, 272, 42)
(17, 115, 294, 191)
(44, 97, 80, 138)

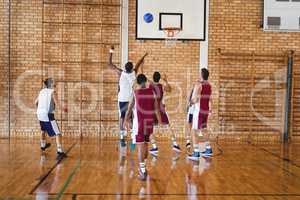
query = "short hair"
(136, 74, 147, 85)
(125, 62, 133, 73)
(44, 78, 53, 88)
(153, 71, 161, 83)
(201, 68, 209, 80)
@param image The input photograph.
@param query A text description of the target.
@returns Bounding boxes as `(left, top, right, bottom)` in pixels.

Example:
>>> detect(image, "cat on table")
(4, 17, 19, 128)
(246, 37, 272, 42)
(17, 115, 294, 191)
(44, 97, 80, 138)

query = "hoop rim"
(162, 27, 181, 38)
(161, 27, 182, 31)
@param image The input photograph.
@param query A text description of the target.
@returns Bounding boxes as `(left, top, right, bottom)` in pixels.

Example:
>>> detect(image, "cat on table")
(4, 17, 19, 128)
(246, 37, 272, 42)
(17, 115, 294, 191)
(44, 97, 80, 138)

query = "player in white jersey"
(108, 46, 148, 146)
(35, 78, 66, 159)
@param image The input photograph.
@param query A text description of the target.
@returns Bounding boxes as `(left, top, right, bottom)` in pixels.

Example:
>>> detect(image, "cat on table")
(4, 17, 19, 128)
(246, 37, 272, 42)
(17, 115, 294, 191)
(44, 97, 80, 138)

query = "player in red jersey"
(125, 74, 161, 180)
(148, 72, 181, 156)
(188, 68, 213, 161)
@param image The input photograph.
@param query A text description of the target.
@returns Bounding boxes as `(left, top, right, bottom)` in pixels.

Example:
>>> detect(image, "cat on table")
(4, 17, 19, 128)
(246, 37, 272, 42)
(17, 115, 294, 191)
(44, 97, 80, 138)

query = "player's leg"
(39, 121, 51, 151)
(137, 142, 147, 180)
(149, 132, 158, 156)
(47, 114, 66, 157)
(199, 114, 212, 157)
(55, 134, 64, 154)
(188, 129, 201, 161)
(201, 128, 212, 157)
(168, 125, 181, 152)
(161, 110, 181, 152)
(188, 110, 201, 160)
(119, 102, 129, 147)
(185, 113, 193, 149)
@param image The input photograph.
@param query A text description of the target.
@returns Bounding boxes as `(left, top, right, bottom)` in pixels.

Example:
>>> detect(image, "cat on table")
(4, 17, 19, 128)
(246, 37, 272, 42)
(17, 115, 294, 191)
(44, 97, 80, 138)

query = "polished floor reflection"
(0, 138, 300, 199)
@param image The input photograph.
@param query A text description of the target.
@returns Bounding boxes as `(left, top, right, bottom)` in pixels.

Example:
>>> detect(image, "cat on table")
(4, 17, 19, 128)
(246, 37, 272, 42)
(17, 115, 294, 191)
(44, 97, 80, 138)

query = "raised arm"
(161, 73, 171, 93)
(134, 53, 148, 73)
(108, 46, 122, 75)
(51, 91, 58, 109)
(35, 96, 39, 107)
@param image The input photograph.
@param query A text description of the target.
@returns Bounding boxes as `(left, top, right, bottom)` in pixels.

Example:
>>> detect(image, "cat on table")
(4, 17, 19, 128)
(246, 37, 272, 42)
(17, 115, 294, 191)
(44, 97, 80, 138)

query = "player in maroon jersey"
(125, 74, 161, 180)
(188, 68, 213, 161)
(147, 72, 181, 156)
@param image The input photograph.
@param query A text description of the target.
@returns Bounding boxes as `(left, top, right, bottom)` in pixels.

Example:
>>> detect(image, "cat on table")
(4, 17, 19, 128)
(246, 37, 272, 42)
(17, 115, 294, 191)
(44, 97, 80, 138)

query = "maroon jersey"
(149, 83, 169, 125)
(199, 81, 212, 113)
(193, 81, 212, 130)
(133, 87, 156, 141)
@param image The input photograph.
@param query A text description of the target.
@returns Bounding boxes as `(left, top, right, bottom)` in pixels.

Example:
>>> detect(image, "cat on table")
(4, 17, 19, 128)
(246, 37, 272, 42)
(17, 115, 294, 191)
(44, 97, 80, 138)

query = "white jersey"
(36, 88, 54, 122)
(118, 71, 136, 102)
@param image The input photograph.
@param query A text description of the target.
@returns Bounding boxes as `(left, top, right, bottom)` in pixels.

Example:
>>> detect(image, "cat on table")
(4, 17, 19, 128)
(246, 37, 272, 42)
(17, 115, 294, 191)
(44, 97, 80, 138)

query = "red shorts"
(133, 117, 154, 143)
(193, 110, 209, 130)
(135, 133, 151, 143)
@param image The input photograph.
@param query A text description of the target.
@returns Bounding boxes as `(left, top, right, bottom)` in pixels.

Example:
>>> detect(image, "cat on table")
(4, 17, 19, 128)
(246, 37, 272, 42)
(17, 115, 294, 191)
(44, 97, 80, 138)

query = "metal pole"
(283, 50, 294, 143)
(8, 0, 11, 139)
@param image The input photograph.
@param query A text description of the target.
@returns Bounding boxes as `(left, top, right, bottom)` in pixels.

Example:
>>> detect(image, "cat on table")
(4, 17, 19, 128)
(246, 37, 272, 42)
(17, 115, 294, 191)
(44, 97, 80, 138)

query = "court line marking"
(45, 192, 300, 196)
(255, 144, 300, 169)
(29, 142, 77, 195)
(248, 142, 300, 168)
(55, 160, 80, 200)
(248, 142, 300, 180)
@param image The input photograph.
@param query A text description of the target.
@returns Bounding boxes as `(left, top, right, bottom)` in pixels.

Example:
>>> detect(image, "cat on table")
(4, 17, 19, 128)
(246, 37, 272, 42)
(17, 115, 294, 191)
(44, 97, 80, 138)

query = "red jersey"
(199, 81, 211, 112)
(149, 83, 169, 125)
(134, 87, 156, 136)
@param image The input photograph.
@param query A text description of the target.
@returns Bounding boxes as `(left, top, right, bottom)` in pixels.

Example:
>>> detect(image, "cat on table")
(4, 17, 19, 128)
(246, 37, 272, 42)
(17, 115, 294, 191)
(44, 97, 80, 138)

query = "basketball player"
(35, 78, 65, 158)
(108, 46, 148, 147)
(124, 74, 161, 180)
(148, 72, 181, 156)
(188, 68, 212, 161)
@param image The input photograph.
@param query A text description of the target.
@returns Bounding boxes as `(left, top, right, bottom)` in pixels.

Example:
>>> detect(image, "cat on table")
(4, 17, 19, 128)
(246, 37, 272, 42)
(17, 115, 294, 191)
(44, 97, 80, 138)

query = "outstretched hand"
(109, 45, 115, 53)
(161, 73, 168, 81)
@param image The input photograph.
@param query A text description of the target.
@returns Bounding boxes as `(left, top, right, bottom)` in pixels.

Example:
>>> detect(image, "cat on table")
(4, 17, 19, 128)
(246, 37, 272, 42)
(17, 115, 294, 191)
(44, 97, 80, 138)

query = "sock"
(193, 144, 200, 152)
(186, 139, 191, 144)
(139, 162, 146, 173)
(40, 140, 46, 148)
(205, 141, 211, 149)
(120, 130, 124, 139)
(172, 137, 178, 146)
(57, 145, 63, 153)
(199, 142, 206, 152)
(151, 139, 157, 149)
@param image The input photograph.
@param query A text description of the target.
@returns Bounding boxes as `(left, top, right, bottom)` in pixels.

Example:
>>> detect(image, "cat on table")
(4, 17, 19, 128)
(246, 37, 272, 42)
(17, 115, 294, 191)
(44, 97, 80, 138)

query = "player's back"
(200, 81, 211, 111)
(134, 87, 155, 119)
(149, 83, 163, 101)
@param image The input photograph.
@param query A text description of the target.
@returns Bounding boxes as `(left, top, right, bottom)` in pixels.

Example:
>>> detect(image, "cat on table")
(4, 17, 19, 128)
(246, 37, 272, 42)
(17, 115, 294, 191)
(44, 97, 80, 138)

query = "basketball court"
(0, 0, 300, 199)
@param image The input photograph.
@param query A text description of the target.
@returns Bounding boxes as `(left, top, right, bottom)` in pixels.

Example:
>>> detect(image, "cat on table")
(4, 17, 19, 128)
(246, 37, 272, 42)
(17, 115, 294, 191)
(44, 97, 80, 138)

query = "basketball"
(143, 13, 154, 23)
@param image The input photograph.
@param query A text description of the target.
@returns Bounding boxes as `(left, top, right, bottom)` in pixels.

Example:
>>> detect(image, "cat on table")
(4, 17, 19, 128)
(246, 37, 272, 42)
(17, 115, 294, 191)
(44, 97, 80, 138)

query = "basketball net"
(162, 27, 181, 46)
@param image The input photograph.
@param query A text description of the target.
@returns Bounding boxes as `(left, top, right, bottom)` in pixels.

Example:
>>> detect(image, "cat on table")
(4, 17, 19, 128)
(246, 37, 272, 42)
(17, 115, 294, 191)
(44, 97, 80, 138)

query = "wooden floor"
(1, 138, 300, 200)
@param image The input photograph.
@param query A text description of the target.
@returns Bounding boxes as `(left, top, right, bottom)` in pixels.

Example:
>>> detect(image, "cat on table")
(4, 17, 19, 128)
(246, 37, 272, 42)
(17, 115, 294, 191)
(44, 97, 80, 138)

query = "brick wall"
(209, 0, 300, 141)
(0, 0, 9, 137)
(0, 0, 300, 139)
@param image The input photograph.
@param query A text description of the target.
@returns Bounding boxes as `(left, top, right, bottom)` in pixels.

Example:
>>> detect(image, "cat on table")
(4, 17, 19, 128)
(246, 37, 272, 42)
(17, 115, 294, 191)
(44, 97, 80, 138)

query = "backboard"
(136, 0, 206, 41)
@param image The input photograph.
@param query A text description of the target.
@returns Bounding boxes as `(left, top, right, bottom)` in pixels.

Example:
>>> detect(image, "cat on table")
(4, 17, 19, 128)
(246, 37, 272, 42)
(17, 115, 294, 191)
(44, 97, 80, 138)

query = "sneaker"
(149, 147, 158, 156)
(138, 167, 147, 181)
(201, 148, 213, 157)
(172, 144, 181, 152)
(56, 151, 67, 160)
(186, 142, 191, 149)
(40, 143, 51, 151)
(188, 151, 201, 161)
(120, 139, 126, 147)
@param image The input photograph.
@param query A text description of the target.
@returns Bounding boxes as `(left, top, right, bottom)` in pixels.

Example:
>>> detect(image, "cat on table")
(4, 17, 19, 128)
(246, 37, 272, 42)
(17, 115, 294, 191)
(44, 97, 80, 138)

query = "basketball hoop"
(162, 27, 181, 46)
